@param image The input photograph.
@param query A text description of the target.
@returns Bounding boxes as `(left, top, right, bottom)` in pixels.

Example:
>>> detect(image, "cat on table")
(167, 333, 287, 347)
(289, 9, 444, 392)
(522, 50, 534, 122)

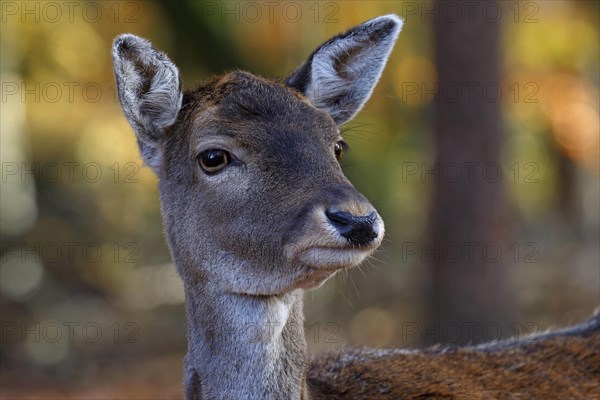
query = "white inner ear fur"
(113, 34, 183, 172)
(139, 61, 182, 132)
(306, 15, 403, 125)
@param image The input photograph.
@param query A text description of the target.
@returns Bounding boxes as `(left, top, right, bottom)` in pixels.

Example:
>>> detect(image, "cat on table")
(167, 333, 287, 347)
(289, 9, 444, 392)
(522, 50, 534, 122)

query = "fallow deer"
(112, 14, 600, 400)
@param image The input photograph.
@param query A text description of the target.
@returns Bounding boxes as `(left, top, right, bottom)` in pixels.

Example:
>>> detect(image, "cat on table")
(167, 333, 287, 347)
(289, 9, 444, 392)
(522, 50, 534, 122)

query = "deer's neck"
(182, 282, 309, 400)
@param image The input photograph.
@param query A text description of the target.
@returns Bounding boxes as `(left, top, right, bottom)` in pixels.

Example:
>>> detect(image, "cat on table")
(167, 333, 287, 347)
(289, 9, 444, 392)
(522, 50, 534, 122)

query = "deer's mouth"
(298, 243, 379, 269)
(283, 244, 378, 290)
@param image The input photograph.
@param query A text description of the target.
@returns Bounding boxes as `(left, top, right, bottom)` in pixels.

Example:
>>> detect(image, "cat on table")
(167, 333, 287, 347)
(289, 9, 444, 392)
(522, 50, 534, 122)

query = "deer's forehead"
(188, 112, 338, 154)
(183, 75, 339, 149)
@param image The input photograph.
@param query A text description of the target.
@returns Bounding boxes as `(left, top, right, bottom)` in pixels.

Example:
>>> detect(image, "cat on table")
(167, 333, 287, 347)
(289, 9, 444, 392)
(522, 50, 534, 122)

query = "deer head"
(112, 15, 402, 297)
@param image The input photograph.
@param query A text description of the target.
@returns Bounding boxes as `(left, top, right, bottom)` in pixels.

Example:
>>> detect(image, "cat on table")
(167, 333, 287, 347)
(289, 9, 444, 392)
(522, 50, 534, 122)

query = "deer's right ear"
(112, 34, 182, 171)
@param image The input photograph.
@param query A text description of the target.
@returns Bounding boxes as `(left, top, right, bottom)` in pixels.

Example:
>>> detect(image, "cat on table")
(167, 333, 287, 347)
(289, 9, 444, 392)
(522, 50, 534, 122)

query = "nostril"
(325, 210, 355, 226)
(326, 210, 377, 225)
(325, 210, 378, 246)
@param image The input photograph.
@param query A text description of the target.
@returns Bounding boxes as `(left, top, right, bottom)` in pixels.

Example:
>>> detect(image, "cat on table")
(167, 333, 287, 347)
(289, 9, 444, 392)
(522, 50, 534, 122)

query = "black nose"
(325, 210, 378, 246)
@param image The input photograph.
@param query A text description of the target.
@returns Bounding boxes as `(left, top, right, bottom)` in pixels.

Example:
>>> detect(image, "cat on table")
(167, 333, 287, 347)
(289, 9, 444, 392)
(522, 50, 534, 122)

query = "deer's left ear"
(112, 34, 182, 172)
(285, 14, 402, 126)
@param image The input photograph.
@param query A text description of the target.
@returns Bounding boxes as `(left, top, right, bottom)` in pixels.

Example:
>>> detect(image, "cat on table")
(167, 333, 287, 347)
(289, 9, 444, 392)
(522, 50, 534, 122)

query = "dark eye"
(334, 141, 348, 161)
(198, 149, 231, 174)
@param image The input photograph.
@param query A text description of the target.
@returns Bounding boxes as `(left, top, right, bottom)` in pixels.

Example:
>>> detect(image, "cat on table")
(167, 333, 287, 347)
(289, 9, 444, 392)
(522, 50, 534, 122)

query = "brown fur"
(308, 315, 600, 399)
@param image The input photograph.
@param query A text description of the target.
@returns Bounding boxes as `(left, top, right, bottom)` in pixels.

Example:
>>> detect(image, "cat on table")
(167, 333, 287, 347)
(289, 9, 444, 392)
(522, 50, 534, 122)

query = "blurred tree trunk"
(557, 151, 581, 234)
(429, 0, 515, 345)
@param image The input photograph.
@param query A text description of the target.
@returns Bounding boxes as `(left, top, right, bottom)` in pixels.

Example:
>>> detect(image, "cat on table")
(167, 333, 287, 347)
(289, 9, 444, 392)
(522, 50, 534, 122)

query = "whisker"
(356, 264, 367, 277)
(348, 271, 360, 299)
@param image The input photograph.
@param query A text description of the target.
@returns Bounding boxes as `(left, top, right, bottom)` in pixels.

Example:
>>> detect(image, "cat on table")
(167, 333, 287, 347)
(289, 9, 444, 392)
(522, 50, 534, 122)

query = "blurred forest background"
(1, 1, 598, 398)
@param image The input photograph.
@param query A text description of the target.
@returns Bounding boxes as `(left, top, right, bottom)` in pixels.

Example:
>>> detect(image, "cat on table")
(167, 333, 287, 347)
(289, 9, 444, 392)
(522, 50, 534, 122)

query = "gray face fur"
(112, 15, 402, 297)
(161, 74, 381, 296)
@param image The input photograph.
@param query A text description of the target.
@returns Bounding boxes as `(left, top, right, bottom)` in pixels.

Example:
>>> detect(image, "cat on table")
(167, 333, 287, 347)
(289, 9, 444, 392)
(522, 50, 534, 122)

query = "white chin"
(298, 247, 371, 270)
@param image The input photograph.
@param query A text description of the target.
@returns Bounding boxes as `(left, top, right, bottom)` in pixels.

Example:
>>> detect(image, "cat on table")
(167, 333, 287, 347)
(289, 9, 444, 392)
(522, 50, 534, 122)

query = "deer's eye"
(198, 149, 231, 174)
(334, 141, 348, 161)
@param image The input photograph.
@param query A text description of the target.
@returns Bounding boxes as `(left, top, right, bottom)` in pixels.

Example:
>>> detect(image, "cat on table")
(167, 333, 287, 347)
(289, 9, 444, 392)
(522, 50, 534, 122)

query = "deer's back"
(308, 314, 600, 400)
